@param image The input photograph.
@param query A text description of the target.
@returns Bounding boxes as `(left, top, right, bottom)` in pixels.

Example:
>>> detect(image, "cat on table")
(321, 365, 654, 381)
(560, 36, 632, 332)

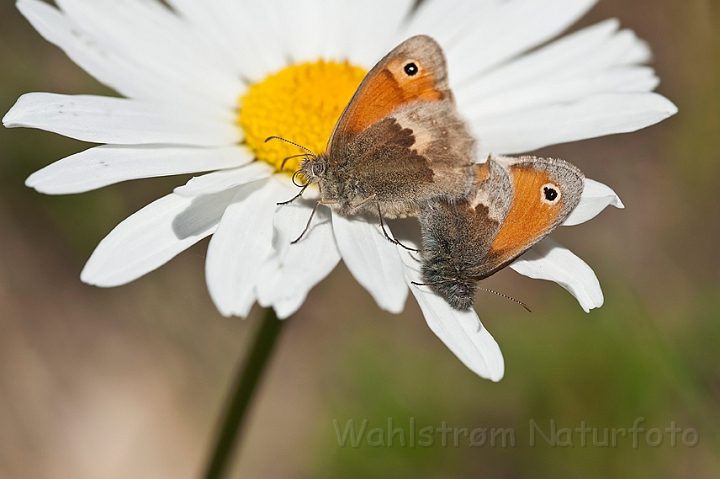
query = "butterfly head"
(298, 153, 327, 183)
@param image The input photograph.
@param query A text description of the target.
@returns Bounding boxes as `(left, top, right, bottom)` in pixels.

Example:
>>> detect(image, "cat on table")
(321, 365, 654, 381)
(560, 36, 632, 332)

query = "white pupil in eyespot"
(541, 183, 561, 204)
(404, 62, 418, 76)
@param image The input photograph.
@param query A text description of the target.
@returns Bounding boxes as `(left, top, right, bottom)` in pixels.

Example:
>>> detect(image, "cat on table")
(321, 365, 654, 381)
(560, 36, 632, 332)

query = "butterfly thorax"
(300, 152, 412, 217)
(300, 111, 476, 219)
(301, 142, 438, 218)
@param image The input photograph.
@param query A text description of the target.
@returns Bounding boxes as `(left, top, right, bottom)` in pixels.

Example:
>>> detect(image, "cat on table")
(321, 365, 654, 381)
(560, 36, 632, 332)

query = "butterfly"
(418, 155, 585, 310)
(283, 35, 475, 228)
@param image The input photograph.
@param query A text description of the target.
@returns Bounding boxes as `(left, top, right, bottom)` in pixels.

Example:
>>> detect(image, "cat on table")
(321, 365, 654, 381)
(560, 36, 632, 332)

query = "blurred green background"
(1, 1, 719, 478)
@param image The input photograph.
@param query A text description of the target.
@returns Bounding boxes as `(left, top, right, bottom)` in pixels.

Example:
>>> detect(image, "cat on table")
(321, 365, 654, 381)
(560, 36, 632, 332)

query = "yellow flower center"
(239, 61, 367, 172)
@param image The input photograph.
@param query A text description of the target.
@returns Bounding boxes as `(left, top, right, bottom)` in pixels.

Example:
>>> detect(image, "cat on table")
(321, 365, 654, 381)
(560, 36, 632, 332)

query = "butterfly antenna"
(265, 136, 318, 159)
(478, 287, 531, 313)
(279, 153, 309, 171)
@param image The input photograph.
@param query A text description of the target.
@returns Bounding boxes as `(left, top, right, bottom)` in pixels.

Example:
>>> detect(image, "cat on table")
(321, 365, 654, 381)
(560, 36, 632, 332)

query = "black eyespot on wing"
(404, 62, 418, 76)
(543, 186, 558, 202)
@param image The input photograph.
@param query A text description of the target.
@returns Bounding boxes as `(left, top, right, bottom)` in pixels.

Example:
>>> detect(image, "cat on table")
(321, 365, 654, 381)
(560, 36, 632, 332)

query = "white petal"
(231, 0, 293, 78)
(174, 162, 274, 197)
(332, 212, 408, 314)
(551, 29, 653, 82)
(456, 21, 659, 124)
(400, 249, 504, 381)
(54, 0, 243, 107)
(206, 177, 296, 318)
(288, 0, 408, 64)
(3, 93, 240, 146)
(470, 92, 678, 156)
(17, 0, 169, 104)
(318, 0, 355, 61)
(454, 19, 652, 104)
(462, 67, 658, 121)
(26, 145, 253, 194)
(343, 0, 415, 68)
(256, 202, 341, 319)
(448, 0, 597, 85)
(510, 238, 603, 313)
(564, 178, 624, 226)
(166, 0, 286, 82)
(274, 0, 326, 63)
(402, 0, 501, 47)
(81, 188, 238, 287)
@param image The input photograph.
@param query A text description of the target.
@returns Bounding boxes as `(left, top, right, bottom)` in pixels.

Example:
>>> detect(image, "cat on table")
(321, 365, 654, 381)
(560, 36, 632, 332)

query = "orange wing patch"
(330, 35, 450, 142)
(341, 62, 444, 136)
(489, 167, 565, 263)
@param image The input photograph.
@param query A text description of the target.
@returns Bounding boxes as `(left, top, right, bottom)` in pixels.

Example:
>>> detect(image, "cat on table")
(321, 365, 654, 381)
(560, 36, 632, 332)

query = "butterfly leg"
(350, 194, 377, 209)
(375, 203, 421, 252)
(291, 200, 336, 244)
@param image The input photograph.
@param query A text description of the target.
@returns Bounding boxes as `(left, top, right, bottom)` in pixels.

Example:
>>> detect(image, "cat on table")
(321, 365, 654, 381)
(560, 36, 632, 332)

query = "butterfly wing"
(325, 36, 476, 213)
(419, 160, 511, 297)
(329, 35, 453, 144)
(419, 156, 584, 310)
(471, 155, 585, 278)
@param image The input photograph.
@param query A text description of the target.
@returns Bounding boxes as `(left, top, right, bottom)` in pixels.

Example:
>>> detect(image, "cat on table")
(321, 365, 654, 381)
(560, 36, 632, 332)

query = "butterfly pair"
(282, 35, 584, 310)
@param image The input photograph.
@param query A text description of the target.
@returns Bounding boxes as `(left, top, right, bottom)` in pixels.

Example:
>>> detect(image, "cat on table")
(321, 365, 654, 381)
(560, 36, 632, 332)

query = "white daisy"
(4, 0, 676, 381)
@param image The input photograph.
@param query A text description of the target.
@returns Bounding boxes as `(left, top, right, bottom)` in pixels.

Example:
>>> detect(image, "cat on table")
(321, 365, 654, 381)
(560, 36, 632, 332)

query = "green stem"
(203, 308, 286, 479)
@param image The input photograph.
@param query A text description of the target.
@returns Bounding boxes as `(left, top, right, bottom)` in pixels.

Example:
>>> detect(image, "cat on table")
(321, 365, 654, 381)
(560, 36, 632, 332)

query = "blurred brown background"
(1, 1, 719, 478)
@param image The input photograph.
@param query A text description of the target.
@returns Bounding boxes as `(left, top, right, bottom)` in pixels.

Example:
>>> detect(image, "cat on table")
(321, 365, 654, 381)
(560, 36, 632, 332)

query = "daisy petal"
(564, 178, 624, 226)
(164, 0, 284, 81)
(206, 178, 296, 318)
(401, 0, 500, 47)
(256, 202, 341, 319)
(26, 145, 253, 194)
(454, 19, 653, 105)
(18, 0, 240, 112)
(332, 212, 408, 314)
(54, 0, 243, 107)
(448, 0, 597, 84)
(318, 0, 354, 61)
(81, 188, 238, 287)
(275, 0, 326, 64)
(3, 93, 240, 146)
(462, 67, 658, 121)
(400, 249, 504, 381)
(174, 162, 274, 197)
(510, 238, 603, 312)
(17, 0, 162, 104)
(343, 0, 415, 68)
(470, 92, 678, 156)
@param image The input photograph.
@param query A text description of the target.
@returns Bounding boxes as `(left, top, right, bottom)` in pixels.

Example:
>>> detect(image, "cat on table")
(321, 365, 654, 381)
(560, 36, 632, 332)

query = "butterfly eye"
(403, 62, 419, 76)
(312, 161, 325, 176)
(541, 183, 561, 204)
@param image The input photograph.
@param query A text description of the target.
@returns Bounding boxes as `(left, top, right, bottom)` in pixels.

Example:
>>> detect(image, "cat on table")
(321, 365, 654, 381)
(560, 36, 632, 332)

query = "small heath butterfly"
(418, 155, 585, 310)
(287, 35, 476, 221)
